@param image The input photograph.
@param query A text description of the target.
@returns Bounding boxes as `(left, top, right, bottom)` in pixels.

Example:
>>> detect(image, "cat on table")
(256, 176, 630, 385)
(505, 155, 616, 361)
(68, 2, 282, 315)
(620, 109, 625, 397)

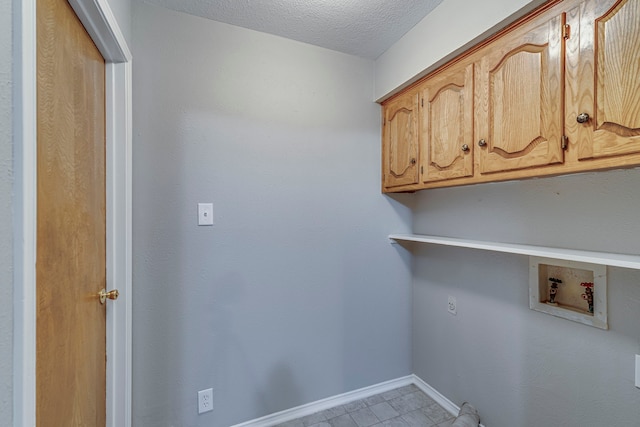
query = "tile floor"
(274, 384, 456, 427)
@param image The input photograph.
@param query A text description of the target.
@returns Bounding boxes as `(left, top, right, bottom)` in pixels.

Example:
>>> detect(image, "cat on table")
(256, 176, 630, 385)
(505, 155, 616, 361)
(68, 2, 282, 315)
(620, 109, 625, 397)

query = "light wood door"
(476, 13, 565, 174)
(572, 0, 640, 160)
(382, 91, 420, 189)
(36, 0, 107, 425)
(420, 63, 474, 182)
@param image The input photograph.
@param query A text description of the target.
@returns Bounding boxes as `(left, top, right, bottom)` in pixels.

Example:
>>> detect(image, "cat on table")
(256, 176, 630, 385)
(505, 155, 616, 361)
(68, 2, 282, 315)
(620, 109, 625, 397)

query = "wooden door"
(36, 0, 107, 425)
(420, 63, 474, 182)
(476, 13, 565, 174)
(573, 0, 640, 160)
(382, 91, 420, 189)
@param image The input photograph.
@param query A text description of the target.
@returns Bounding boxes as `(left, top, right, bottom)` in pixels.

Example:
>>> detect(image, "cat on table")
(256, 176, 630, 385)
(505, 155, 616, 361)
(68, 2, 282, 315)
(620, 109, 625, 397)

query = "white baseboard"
(231, 374, 485, 427)
(410, 374, 459, 416)
(230, 376, 414, 427)
(412, 374, 486, 427)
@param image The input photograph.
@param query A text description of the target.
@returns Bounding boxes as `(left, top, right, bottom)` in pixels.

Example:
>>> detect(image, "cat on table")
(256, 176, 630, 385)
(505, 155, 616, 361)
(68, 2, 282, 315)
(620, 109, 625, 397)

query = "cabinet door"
(420, 63, 474, 182)
(574, 0, 640, 160)
(477, 13, 565, 174)
(382, 91, 420, 189)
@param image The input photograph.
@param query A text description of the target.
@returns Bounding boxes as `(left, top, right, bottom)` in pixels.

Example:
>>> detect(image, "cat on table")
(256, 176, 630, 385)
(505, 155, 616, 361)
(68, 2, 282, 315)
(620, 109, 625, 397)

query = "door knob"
(461, 144, 470, 152)
(576, 113, 590, 123)
(478, 139, 487, 147)
(99, 288, 119, 304)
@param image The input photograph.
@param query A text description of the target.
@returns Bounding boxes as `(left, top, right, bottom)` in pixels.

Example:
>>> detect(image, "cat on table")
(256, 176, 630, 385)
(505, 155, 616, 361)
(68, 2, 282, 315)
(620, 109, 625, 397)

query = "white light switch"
(198, 203, 214, 226)
(636, 354, 640, 389)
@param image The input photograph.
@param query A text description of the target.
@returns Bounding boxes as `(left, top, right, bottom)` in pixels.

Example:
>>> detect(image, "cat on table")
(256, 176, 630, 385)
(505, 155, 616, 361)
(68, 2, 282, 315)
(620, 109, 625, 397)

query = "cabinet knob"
(461, 144, 470, 152)
(478, 139, 487, 147)
(410, 158, 416, 165)
(576, 113, 590, 124)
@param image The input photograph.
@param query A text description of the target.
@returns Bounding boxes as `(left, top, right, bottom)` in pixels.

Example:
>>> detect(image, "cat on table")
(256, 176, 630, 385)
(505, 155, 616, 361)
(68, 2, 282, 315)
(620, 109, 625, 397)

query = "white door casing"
(12, 0, 132, 426)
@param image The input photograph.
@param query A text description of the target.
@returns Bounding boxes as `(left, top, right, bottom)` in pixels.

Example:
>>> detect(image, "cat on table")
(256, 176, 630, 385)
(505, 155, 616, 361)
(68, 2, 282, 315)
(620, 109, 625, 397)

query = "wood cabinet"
(476, 13, 565, 174)
(381, 0, 640, 193)
(382, 90, 419, 189)
(571, 0, 640, 161)
(419, 62, 474, 182)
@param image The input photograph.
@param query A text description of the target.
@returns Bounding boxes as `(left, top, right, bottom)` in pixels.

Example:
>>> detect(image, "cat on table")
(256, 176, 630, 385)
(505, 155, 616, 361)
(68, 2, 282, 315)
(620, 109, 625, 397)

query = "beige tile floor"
(274, 384, 456, 427)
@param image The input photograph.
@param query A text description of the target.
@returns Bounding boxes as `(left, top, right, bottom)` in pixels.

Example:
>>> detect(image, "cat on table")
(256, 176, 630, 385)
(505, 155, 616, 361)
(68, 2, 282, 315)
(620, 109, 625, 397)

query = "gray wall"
(107, 0, 132, 46)
(374, 0, 543, 99)
(132, 3, 413, 426)
(411, 170, 640, 426)
(0, 0, 12, 423)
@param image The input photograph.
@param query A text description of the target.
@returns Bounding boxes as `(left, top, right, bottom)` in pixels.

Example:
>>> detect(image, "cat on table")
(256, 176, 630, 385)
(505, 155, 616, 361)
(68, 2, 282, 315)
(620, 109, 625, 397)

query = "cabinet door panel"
(382, 92, 419, 188)
(421, 63, 474, 182)
(477, 14, 565, 174)
(576, 0, 640, 160)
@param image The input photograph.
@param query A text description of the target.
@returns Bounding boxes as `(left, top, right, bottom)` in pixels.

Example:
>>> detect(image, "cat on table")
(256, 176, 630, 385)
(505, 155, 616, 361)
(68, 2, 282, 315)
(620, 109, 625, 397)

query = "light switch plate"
(635, 354, 640, 388)
(198, 203, 214, 226)
(447, 296, 457, 315)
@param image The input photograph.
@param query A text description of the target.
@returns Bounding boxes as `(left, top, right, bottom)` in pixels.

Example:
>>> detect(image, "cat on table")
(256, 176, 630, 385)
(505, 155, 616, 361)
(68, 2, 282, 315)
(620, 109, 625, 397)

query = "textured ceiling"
(141, 0, 445, 59)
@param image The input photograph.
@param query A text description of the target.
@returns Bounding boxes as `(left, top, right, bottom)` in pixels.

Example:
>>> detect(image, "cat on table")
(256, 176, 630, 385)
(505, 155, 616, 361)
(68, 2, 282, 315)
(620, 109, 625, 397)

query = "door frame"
(13, 0, 132, 426)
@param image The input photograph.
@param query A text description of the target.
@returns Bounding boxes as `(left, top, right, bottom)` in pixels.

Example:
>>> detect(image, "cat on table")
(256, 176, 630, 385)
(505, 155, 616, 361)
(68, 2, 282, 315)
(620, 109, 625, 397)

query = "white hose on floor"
(451, 402, 480, 427)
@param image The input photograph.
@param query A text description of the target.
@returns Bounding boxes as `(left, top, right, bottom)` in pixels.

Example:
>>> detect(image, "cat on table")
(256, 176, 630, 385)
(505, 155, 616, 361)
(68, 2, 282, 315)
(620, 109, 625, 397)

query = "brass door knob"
(99, 288, 119, 304)
(577, 113, 590, 123)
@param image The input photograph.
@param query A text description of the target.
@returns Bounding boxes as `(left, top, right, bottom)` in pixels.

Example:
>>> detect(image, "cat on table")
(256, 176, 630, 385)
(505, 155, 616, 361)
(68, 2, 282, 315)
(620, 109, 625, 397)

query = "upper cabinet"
(382, 90, 419, 189)
(476, 13, 565, 174)
(381, 0, 640, 193)
(420, 62, 474, 182)
(571, 0, 640, 161)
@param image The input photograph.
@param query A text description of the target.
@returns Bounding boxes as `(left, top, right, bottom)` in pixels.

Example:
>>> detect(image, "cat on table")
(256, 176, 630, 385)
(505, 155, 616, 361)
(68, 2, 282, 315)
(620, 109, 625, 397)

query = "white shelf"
(389, 234, 640, 270)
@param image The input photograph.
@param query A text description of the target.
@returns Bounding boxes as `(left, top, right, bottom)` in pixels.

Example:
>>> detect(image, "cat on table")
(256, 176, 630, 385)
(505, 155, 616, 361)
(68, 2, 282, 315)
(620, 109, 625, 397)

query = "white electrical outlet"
(198, 388, 213, 414)
(635, 355, 640, 389)
(448, 296, 457, 315)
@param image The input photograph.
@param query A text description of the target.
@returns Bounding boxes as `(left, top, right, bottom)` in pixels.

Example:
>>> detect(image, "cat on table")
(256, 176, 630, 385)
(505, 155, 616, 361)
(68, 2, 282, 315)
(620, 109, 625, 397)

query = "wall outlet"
(448, 296, 457, 315)
(198, 388, 213, 414)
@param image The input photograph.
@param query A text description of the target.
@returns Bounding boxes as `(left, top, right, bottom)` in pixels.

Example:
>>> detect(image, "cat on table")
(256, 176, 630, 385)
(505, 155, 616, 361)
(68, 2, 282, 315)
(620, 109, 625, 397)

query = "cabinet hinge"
(421, 98, 424, 108)
(561, 135, 569, 150)
(562, 24, 570, 40)
(420, 166, 424, 174)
